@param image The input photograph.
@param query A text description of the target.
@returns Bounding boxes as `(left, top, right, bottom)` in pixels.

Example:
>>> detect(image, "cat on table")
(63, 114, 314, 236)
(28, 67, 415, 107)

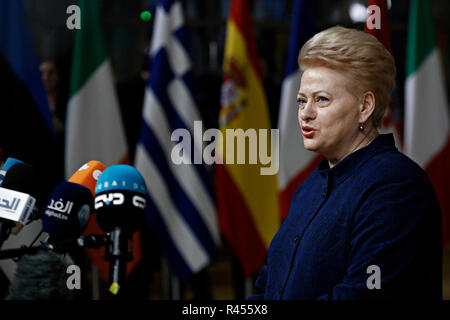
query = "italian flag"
(65, 0, 140, 282)
(405, 0, 450, 247)
(65, 0, 128, 175)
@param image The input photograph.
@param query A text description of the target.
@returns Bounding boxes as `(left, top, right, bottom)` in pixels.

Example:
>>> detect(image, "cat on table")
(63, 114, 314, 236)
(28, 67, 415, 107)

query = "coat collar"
(317, 133, 397, 186)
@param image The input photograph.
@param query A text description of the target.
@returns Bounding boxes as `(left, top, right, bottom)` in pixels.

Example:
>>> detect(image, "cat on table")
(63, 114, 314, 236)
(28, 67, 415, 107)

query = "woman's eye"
(298, 99, 306, 107)
(317, 96, 329, 102)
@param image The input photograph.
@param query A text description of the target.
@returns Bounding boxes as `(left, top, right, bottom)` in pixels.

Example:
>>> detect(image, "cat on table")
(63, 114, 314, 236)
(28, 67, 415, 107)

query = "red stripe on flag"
(365, 0, 393, 54)
(280, 155, 323, 221)
(215, 164, 267, 277)
(365, 0, 403, 145)
(424, 135, 450, 248)
(229, 0, 264, 82)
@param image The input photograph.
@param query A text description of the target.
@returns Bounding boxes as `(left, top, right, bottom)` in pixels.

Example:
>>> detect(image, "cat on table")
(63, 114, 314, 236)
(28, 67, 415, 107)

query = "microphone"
(6, 250, 74, 300)
(42, 181, 94, 241)
(0, 162, 45, 247)
(2, 162, 48, 219)
(0, 158, 23, 186)
(69, 160, 107, 196)
(67, 160, 106, 237)
(41, 162, 108, 255)
(0, 188, 36, 228)
(94, 164, 147, 295)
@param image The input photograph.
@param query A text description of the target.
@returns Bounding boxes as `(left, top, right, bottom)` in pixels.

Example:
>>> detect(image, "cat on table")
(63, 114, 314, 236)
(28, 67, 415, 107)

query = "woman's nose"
(299, 100, 316, 121)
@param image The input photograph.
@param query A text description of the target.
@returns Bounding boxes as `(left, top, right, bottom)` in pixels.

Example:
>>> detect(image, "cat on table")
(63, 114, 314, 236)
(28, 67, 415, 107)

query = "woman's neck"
(328, 129, 379, 169)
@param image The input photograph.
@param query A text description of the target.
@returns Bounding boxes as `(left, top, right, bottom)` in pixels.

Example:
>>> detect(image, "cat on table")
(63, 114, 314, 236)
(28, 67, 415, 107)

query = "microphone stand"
(0, 245, 43, 260)
(0, 234, 108, 260)
(105, 227, 133, 298)
(0, 220, 14, 249)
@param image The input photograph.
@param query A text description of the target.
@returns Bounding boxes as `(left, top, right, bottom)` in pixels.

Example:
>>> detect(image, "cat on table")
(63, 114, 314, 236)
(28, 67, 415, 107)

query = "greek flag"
(134, 0, 219, 281)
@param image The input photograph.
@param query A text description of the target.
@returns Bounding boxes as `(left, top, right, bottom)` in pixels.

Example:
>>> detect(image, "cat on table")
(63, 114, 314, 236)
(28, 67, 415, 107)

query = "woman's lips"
(302, 126, 315, 138)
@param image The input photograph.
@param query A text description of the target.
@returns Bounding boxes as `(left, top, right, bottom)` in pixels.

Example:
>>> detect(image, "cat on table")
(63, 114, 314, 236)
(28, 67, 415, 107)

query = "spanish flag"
(216, 0, 280, 277)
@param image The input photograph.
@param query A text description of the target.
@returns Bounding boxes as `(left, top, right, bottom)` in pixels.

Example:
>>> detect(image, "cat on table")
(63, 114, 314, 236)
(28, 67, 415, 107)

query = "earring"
(359, 123, 365, 131)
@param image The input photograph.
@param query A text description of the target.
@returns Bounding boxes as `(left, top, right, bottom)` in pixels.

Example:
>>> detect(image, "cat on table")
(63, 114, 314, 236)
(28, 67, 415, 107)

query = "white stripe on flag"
(135, 144, 209, 272)
(278, 70, 316, 189)
(65, 60, 127, 178)
(142, 88, 220, 245)
(150, 3, 190, 76)
(405, 49, 450, 167)
(168, 78, 203, 152)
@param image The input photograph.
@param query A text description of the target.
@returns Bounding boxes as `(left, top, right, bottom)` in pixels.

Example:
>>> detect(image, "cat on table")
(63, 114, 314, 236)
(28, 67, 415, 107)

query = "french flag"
(278, 0, 320, 220)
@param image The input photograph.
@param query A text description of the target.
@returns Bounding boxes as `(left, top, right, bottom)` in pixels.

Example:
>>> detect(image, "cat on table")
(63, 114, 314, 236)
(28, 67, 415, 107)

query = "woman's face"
(39, 61, 59, 93)
(297, 67, 362, 161)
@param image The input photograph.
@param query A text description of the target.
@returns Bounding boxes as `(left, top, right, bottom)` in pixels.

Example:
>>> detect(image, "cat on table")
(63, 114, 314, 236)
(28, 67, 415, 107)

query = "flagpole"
(160, 256, 170, 299)
(244, 277, 254, 299)
(170, 272, 181, 300)
(91, 264, 100, 300)
(160, 256, 181, 299)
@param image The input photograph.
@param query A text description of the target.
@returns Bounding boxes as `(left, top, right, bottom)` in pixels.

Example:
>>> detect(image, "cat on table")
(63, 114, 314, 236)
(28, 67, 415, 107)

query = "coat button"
(294, 235, 299, 243)
(279, 285, 283, 294)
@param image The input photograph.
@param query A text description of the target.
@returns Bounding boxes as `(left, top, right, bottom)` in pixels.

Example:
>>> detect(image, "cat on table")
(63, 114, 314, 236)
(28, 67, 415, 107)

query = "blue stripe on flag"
(284, 0, 316, 77)
(139, 122, 217, 255)
(161, 0, 177, 12)
(174, 26, 189, 52)
(0, 0, 55, 135)
(145, 193, 193, 281)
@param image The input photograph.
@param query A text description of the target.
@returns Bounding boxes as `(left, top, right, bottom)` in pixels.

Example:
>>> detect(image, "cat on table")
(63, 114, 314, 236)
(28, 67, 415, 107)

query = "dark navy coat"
(251, 134, 442, 299)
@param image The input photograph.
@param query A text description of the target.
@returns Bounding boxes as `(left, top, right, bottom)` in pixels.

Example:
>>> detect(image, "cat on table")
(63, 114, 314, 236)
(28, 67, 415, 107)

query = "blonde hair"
(298, 26, 396, 128)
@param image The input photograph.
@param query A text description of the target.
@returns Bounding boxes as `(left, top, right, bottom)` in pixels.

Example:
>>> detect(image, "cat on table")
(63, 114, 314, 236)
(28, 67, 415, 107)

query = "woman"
(251, 26, 442, 299)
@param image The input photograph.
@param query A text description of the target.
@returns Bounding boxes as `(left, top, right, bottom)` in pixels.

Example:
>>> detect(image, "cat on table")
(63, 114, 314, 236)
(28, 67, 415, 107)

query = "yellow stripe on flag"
(218, 20, 280, 249)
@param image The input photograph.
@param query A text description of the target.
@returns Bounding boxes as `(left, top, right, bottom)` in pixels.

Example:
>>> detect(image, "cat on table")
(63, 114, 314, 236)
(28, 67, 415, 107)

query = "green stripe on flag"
(406, 0, 437, 77)
(70, 0, 107, 96)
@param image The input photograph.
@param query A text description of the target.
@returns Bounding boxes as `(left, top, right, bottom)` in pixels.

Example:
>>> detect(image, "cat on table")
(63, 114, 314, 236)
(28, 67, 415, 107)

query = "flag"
(278, 0, 321, 220)
(405, 0, 450, 247)
(0, 0, 58, 281)
(65, 0, 140, 281)
(365, 0, 403, 148)
(134, 0, 220, 282)
(216, 0, 280, 277)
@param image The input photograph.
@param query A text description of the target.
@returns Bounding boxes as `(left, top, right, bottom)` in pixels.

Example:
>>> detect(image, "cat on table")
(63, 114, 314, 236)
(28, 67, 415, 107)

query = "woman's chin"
(303, 139, 319, 152)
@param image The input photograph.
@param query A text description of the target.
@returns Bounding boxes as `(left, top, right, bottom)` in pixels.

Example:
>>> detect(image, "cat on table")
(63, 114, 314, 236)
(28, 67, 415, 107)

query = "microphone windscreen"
(0, 158, 23, 186)
(2, 163, 48, 212)
(7, 250, 73, 300)
(95, 164, 147, 195)
(95, 165, 147, 233)
(1, 158, 23, 173)
(42, 181, 94, 240)
(68, 160, 106, 197)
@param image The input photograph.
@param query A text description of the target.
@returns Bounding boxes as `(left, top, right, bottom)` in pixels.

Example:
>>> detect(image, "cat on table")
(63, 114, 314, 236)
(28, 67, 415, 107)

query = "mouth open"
(302, 127, 315, 137)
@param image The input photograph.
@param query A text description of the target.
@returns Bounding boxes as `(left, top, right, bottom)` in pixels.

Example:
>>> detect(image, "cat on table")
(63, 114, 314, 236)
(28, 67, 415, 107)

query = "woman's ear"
(359, 91, 376, 123)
